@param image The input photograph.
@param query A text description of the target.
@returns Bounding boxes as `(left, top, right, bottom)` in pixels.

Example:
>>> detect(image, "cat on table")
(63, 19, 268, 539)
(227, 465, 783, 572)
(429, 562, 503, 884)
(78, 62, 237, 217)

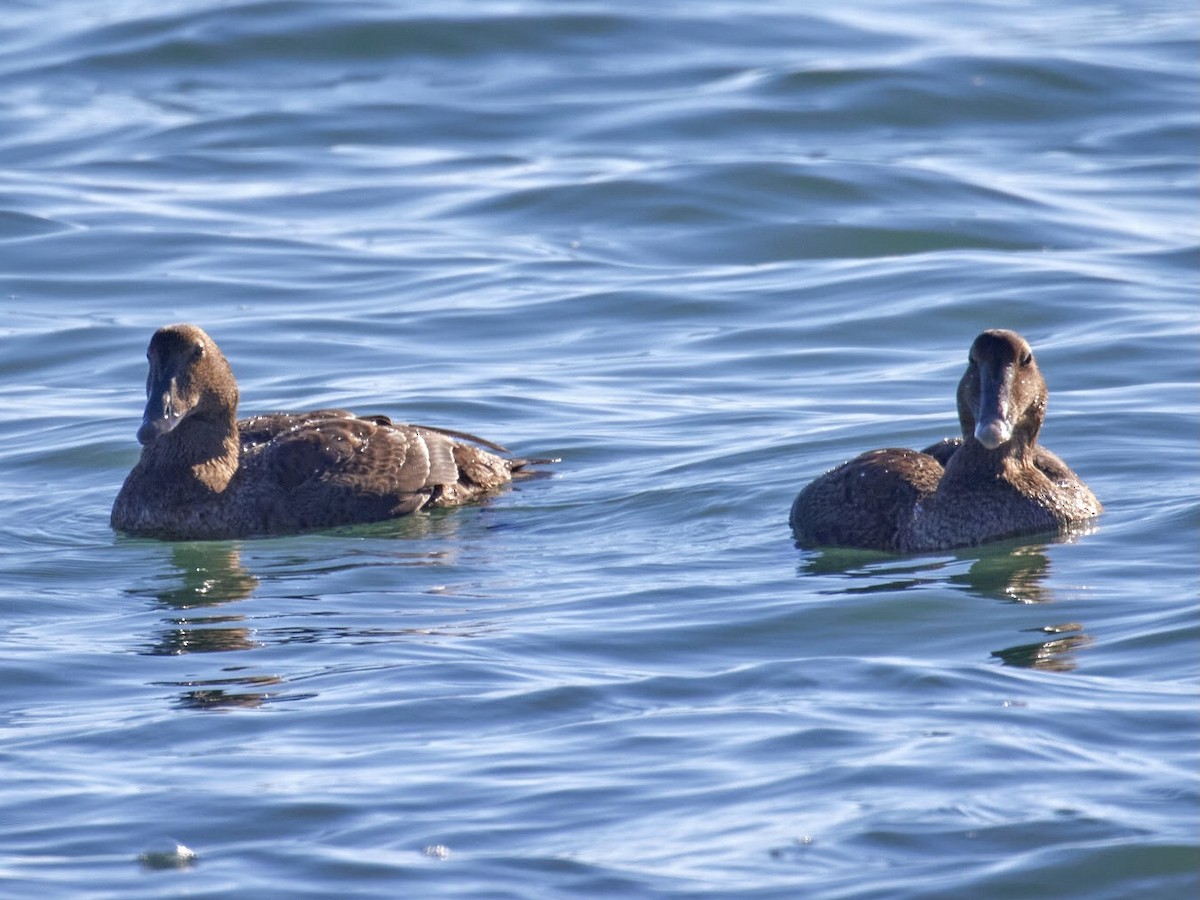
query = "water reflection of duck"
(791, 330, 1101, 552)
(112, 324, 551, 540)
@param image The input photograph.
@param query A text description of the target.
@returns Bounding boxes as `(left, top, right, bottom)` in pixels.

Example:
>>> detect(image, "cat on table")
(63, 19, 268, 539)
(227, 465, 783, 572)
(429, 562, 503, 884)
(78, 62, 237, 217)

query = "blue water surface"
(1, 0, 1197, 897)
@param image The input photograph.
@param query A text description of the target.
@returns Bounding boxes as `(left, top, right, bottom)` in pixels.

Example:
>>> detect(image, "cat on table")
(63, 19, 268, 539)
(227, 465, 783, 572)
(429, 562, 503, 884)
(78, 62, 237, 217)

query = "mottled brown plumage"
(112, 324, 549, 540)
(790, 330, 1101, 552)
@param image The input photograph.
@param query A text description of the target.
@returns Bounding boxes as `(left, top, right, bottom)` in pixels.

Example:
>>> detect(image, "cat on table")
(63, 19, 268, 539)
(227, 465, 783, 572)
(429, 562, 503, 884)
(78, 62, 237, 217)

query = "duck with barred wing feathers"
(112, 324, 552, 540)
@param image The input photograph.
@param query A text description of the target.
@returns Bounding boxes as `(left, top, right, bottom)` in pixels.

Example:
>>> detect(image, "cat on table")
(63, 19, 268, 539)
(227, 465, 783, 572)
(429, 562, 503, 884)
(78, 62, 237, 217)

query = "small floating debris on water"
(768, 835, 815, 860)
(138, 840, 198, 870)
(423, 844, 450, 860)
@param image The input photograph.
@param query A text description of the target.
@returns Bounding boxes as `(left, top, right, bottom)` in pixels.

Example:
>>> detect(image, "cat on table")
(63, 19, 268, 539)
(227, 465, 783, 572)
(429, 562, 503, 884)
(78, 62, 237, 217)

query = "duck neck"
(144, 412, 240, 494)
(191, 426, 240, 494)
(955, 430, 1038, 472)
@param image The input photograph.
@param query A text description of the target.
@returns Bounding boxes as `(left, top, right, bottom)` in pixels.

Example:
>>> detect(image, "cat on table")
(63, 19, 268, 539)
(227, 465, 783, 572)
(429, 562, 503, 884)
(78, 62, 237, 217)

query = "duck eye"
(1019, 351, 1033, 367)
(192, 342, 206, 359)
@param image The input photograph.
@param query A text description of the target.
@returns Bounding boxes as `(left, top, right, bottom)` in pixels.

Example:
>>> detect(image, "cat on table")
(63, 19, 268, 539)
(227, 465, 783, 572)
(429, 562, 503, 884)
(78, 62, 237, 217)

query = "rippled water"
(1, 1, 1197, 897)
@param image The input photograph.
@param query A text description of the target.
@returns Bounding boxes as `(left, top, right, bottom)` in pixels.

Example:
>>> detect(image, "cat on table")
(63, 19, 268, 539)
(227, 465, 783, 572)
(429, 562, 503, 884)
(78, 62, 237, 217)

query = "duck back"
(789, 448, 943, 552)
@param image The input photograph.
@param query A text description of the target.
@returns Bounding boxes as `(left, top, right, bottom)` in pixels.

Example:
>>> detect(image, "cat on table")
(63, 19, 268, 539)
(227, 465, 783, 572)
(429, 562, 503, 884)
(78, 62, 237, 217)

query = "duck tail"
(511, 456, 559, 478)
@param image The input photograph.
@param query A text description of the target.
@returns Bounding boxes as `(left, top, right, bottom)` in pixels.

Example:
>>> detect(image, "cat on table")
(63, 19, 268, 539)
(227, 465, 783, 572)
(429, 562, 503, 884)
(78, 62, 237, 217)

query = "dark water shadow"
(128, 543, 275, 709)
(135, 543, 261, 653)
(990, 623, 1092, 672)
(795, 536, 1095, 672)
(125, 514, 487, 708)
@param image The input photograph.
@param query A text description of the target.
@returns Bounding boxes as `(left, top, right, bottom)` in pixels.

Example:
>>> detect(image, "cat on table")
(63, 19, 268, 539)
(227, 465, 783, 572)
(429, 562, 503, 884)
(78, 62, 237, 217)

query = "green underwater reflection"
(796, 537, 1096, 671)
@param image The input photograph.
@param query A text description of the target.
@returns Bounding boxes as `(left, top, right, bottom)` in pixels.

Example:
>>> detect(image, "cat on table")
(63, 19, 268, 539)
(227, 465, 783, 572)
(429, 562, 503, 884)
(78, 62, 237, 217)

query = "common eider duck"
(790, 329, 1101, 552)
(112, 324, 550, 540)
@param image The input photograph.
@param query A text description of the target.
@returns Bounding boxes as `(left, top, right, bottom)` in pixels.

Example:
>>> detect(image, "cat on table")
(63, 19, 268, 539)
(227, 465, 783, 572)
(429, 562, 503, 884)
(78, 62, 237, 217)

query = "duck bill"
(973, 365, 1014, 450)
(137, 379, 185, 446)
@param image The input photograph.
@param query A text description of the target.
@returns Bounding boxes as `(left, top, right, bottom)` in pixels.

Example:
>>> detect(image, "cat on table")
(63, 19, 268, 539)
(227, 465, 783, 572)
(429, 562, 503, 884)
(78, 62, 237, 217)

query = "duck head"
(956, 329, 1047, 451)
(137, 324, 238, 446)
